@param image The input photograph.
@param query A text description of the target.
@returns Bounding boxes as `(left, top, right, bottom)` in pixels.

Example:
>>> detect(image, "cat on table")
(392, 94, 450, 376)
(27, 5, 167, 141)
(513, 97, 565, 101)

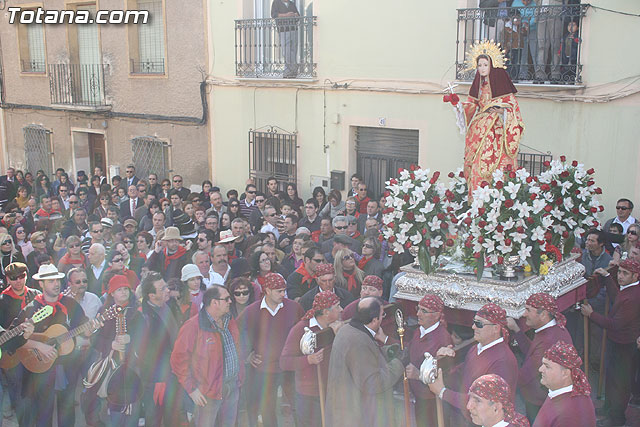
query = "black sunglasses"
(33, 239, 45, 244)
(123, 240, 133, 244)
(473, 320, 495, 329)
(234, 290, 250, 297)
(74, 279, 89, 284)
(616, 206, 630, 210)
(334, 225, 347, 230)
(342, 254, 353, 261)
(111, 258, 124, 263)
(629, 230, 638, 236)
(1, 240, 12, 245)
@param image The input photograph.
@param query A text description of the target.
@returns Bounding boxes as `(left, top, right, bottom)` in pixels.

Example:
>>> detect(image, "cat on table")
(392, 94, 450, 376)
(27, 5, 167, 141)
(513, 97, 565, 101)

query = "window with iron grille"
(518, 152, 552, 176)
(23, 125, 53, 176)
(18, 18, 46, 73)
(249, 127, 297, 193)
(130, 0, 165, 74)
(131, 136, 168, 179)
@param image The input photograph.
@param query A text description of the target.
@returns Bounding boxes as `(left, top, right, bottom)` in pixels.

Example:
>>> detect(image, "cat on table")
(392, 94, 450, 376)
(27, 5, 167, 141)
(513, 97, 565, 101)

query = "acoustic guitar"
(19, 304, 123, 373)
(0, 305, 54, 363)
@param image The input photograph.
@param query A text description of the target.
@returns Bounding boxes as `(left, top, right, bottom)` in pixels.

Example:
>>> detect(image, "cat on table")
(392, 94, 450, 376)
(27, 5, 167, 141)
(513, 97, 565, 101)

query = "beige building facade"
(0, 0, 209, 185)
(206, 0, 640, 219)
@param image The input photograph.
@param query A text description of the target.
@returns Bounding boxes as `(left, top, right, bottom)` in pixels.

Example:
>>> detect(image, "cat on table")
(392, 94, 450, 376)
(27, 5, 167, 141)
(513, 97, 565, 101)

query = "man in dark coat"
(325, 297, 405, 427)
(299, 263, 354, 312)
(145, 227, 189, 281)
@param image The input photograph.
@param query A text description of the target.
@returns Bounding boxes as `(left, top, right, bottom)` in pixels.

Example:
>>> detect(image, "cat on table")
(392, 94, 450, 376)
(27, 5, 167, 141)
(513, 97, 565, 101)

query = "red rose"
(541, 184, 550, 191)
(544, 205, 552, 213)
(443, 94, 451, 103)
(473, 252, 483, 259)
(479, 220, 487, 228)
(447, 206, 454, 212)
(505, 238, 512, 246)
(425, 239, 431, 247)
(505, 164, 513, 171)
(497, 225, 504, 233)
(389, 236, 396, 243)
(451, 217, 459, 224)
(478, 236, 485, 243)
(465, 240, 473, 248)
(530, 194, 537, 200)
(432, 196, 440, 204)
(509, 171, 516, 179)
(560, 155, 566, 162)
(481, 181, 489, 188)
(526, 176, 533, 183)
(410, 164, 417, 171)
(544, 231, 552, 241)
(517, 226, 524, 233)
(378, 235, 384, 241)
(404, 195, 410, 202)
(575, 190, 580, 195)
(562, 231, 569, 238)
(543, 161, 551, 167)
(526, 217, 534, 224)
(590, 207, 597, 213)
(593, 221, 599, 227)
(459, 171, 465, 178)
(451, 94, 460, 105)
(421, 228, 427, 235)
(441, 222, 449, 229)
(572, 160, 578, 167)
(406, 212, 415, 220)
(550, 180, 557, 187)
(464, 217, 472, 225)
(555, 198, 563, 206)
(495, 181, 504, 189)
(390, 178, 397, 185)
(595, 187, 602, 194)
(478, 207, 486, 215)
(498, 256, 504, 264)
(448, 172, 455, 178)
(599, 206, 604, 212)
(587, 180, 594, 186)
(504, 199, 514, 208)
(388, 222, 395, 229)
(572, 208, 579, 214)
(398, 168, 404, 174)
(437, 213, 446, 220)
(587, 168, 595, 175)
(383, 190, 390, 197)
(446, 238, 455, 247)
(405, 242, 412, 249)
(410, 173, 415, 180)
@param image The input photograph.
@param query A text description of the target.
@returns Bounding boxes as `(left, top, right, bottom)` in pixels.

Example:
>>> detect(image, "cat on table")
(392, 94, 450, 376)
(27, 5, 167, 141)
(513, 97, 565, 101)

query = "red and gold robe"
(463, 81, 524, 192)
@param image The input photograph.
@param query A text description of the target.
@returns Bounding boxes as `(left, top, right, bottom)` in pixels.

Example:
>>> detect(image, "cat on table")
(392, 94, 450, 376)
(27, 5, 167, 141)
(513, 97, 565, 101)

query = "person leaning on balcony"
(271, 0, 300, 78)
(534, 0, 564, 83)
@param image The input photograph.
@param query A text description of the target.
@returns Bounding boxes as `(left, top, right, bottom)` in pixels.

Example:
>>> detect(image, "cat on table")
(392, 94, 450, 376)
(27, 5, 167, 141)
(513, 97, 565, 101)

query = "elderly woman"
(57, 235, 86, 275)
(0, 233, 26, 285)
(320, 189, 346, 219)
(333, 248, 365, 298)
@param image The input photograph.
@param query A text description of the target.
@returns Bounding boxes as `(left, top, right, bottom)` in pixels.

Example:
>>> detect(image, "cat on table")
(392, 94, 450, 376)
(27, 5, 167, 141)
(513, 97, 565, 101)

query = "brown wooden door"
(88, 133, 105, 174)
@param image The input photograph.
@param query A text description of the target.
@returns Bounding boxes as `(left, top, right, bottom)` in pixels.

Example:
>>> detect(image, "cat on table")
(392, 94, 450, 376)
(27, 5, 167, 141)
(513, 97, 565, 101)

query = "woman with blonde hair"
(57, 235, 86, 275)
(333, 248, 365, 298)
(0, 232, 25, 284)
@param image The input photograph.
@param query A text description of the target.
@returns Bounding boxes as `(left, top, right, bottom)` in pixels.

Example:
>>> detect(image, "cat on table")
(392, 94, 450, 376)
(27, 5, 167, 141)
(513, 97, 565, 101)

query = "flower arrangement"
(464, 165, 553, 279)
(537, 156, 603, 256)
(382, 166, 459, 274)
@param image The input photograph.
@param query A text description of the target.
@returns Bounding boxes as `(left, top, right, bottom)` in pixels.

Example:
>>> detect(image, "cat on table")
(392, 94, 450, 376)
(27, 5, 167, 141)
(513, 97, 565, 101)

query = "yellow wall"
(207, 0, 640, 221)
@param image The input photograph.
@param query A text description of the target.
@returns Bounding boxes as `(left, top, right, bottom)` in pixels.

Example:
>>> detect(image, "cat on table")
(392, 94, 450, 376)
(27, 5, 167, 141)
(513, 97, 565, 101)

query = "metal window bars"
(130, 136, 169, 180)
(20, 60, 45, 73)
(48, 63, 108, 106)
(518, 152, 552, 176)
(23, 124, 53, 177)
(235, 16, 317, 79)
(456, 3, 589, 85)
(249, 126, 298, 193)
(130, 59, 165, 74)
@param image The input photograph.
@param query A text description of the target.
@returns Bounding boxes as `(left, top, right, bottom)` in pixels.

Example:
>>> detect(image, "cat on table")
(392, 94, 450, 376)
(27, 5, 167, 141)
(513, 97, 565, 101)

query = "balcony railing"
(456, 4, 589, 85)
(21, 60, 46, 73)
(235, 16, 317, 79)
(130, 59, 165, 75)
(48, 63, 108, 107)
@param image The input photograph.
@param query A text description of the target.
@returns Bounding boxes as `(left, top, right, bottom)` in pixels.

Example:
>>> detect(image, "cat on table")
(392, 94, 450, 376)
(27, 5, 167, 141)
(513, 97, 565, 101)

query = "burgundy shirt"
(443, 339, 518, 419)
(280, 318, 332, 396)
(408, 322, 452, 400)
(532, 391, 596, 427)
(589, 275, 640, 344)
(238, 298, 303, 373)
(515, 323, 573, 406)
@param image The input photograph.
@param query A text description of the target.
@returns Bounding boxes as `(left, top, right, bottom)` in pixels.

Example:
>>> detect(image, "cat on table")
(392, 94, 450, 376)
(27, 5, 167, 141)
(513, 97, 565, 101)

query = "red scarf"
(59, 252, 86, 266)
(358, 256, 372, 271)
(343, 271, 358, 292)
(34, 293, 68, 316)
(163, 246, 187, 270)
(2, 286, 30, 309)
(350, 231, 361, 239)
(294, 264, 316, 285)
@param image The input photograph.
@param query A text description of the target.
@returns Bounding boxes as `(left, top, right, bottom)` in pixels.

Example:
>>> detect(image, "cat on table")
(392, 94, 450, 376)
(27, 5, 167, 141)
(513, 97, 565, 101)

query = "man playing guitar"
(12, 264, 102, 427)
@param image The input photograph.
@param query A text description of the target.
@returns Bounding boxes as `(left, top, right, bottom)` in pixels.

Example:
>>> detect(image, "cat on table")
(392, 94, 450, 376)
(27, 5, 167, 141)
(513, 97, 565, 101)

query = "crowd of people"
(0, 165, 637, 427)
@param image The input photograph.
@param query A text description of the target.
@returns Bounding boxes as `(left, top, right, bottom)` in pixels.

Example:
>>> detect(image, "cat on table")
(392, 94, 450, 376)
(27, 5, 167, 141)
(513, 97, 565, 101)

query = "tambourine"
(419, 352, 439, 385)
(300, 327, 317, 356)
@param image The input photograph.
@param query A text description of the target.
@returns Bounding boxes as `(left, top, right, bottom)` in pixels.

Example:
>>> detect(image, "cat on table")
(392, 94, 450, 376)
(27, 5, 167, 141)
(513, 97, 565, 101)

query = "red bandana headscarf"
(262, 273, 286, 290)
(543, 341, 591, 397)
(314, 263, 334, 277)
(2, 286, 31, 309)
(362, 275, 383, 291)
(469, 374, 529, 427)
(419, 294, 446, 327)
(526, 293, 566, 329)
(302, 291, 340, 321)
(477, 303, 509, 341)
(34, 293, 68, 316)
(619, 258, 640, 275)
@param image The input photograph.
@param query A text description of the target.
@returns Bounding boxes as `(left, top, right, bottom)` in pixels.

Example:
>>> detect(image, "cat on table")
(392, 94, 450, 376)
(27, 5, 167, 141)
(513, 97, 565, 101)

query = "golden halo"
(464, 40, 508, 71)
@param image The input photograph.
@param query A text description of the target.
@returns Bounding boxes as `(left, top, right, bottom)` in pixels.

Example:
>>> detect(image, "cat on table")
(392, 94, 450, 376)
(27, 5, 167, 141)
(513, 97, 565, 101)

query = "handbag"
(83, 349, 118, 399)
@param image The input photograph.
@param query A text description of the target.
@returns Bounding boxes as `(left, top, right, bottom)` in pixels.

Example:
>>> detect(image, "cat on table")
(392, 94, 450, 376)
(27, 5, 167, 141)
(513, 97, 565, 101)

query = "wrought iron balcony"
(130, 59, 165, 74)
(48, 63, 108, 107)
(456, 4, 589, 85)
(235, 16, 317, 79)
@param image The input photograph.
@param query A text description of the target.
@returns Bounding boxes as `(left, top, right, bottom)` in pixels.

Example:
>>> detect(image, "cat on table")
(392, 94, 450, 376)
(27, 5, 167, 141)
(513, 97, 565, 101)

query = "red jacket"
(171, 309, 244, 399)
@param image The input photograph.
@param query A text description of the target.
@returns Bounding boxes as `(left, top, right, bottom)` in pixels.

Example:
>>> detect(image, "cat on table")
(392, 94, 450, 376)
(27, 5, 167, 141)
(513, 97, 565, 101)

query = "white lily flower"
(531, 226, 546, 241)
(563, 198, 574, 211)
(399, 170, 411, 180)
(492, 169, 505, 182)
(431, 236, 444, 248)
(415, 214, 426, 223)
(414, 168, 430, 181)
(518, 244, 532, 260)
(428, 216, 442, 232)
(420, 201, 435, 214)
(410, 233, 423, 245)
(393, 242, 405, 254)
(504, 182, 521, 199)
(483, 240, 496, 253)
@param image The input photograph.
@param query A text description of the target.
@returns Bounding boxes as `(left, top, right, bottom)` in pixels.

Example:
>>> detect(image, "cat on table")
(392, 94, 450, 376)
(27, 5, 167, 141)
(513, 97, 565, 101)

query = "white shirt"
(477, 337, 504, 355)
(620, 280, 640, 292)
(613, 216, 636, 234)
(488, 421, 509, 427)
(309, 317, 323, 330)
(534, 318, 557, 334)
(207, 265, 230, 288)
(260, 297, 283, 317)
(76, 292, 102, 348)
(548, 384, 573, 399)
(260, 223, 280, 239)
(420, 321, 440, 339)
(91, 260, 106, 279)
(364, 324, 377, 338)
